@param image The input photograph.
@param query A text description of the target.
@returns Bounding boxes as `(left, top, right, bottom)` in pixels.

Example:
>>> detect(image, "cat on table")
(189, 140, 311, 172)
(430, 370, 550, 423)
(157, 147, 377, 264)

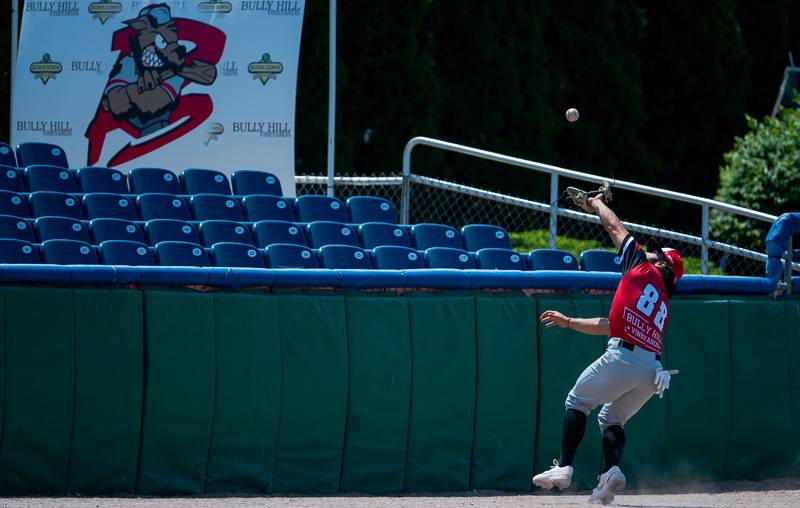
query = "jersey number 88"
(636, 283, 667, 331)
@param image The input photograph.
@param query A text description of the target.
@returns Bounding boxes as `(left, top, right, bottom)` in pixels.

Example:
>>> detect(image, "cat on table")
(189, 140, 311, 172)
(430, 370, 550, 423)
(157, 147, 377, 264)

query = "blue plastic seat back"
(41, 239, 98, 265)
(347, 196, 397, 224)
(253, 220, 307, 247)
(412, 223, 462, 250)
(25, 165, 78, 193)
(155, 241, 210, 267)
(211, 242, 266, 268)
(461, 224, 512, 251)
(0, 215, 35, 242)
(295, 195, 348, 223)
(579, 250, 622, 272)
(306, 221, 360, 248)
(180, 168, 231, 195)
(265, 243, 320, 269)
(145, 219, 200, 245)
(99, 240, 155, 266)
(35, 216, 91, 243)
(319, 245, 371, 269)
(77, 167, 128, 194)
(358, 222, 411, 249)
(90, 218, 145, 244)
(0, 142, 17, 167)
(129, 167, 180, 194)
(232, 170, 283, 196)
(242, 194, 294, 222)
(0, 238, 40, 263)
(372, 245, 424, 269)
(136, 193, 191, 221)
(16, 142, 68, 168)
(199, 220, 254, 247)
(29, 191, 85, 219)
(0, 166, 25, 192)
(83, 193, 138, 220)
(0, 190, 29, 218)
(476, 248, 528, 270)
(190, 194, 244, 221)
(529, 249, 580, 270)
(425, 247, 476, 269)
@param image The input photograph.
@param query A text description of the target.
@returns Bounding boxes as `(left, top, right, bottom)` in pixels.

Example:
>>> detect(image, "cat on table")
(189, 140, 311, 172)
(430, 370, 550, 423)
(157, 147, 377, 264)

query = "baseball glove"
(566, 181, 613, 213)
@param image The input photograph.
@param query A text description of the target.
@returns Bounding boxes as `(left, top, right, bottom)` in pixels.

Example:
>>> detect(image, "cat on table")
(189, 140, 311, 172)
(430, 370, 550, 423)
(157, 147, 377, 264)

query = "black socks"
(601, 425, 626, 473)
(558, 409, 587, 467)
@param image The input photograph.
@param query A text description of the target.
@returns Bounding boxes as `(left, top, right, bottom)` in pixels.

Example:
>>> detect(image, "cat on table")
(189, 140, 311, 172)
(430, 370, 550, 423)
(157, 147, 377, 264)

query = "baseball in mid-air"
(566, 108, 580, 122)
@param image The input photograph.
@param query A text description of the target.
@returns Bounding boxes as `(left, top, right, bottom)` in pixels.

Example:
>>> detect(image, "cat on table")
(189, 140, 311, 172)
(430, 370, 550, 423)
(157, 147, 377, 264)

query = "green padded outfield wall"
(0, 286, 798, 495)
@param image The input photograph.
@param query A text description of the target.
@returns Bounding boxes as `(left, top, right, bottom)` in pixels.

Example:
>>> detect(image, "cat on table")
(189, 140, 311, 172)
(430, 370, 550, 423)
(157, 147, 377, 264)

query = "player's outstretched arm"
(587, 196, 629, 250)
(539, 310, 610, 336)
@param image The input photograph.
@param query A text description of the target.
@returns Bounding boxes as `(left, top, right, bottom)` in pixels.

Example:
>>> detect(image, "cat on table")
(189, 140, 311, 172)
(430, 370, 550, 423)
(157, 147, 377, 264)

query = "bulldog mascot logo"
(85, 4, 226, 166)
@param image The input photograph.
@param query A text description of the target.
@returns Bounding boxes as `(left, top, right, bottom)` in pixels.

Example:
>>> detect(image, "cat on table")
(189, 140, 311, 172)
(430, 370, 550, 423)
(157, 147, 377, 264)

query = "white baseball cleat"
(588, 465, 626, 505)
(532, 459, 573, 490)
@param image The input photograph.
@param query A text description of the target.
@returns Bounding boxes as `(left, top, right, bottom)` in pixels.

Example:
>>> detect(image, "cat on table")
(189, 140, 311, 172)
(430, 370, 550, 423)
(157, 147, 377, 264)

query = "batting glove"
(654, 369, 671, 398)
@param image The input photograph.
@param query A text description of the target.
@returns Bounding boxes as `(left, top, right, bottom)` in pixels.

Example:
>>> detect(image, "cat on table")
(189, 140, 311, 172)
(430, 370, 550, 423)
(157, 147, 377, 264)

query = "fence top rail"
(402, 136, 777, 223)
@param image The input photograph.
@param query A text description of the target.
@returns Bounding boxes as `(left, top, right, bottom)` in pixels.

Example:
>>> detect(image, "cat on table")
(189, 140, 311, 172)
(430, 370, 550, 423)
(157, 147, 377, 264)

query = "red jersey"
(608, 235, 670, 353)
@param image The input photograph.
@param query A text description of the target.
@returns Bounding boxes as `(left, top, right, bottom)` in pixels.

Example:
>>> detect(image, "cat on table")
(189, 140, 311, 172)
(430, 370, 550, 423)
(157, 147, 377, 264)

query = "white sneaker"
(588, 465, 626, 505)
(532, 459, 573, 490)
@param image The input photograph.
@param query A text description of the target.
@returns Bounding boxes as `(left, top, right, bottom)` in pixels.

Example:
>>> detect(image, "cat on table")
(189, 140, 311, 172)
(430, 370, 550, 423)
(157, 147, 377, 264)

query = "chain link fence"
(296, 172, 796, 277)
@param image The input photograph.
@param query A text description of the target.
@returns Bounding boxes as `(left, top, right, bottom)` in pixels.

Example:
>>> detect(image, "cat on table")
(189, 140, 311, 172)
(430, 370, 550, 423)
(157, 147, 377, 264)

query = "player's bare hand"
(540, 310, 569, 328)
(586, 195, 603, 213)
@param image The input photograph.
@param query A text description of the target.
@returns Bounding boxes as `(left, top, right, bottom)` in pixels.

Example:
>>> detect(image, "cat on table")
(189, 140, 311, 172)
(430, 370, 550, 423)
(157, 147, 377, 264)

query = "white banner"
(13, 0, 305, 195)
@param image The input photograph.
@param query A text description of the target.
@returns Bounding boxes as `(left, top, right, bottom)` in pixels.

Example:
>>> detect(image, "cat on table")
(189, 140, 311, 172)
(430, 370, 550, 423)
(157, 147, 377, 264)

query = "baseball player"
(532, 193, 684, 505)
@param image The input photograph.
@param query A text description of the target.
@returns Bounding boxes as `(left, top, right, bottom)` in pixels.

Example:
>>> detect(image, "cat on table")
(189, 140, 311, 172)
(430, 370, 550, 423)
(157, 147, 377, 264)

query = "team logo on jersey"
(248, 53, 284, 85)
(88, 0, 123, 24)
(30, 54, 63, 85)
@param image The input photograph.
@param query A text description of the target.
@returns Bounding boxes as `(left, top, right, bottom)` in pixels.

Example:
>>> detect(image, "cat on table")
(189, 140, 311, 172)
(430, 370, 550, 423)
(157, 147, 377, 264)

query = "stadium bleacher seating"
(425, 247, 476, 269)
(241, 194, 294, 222)
(211, 242, 266, 268)
(90, 218, 146, 244)
(145, 219, 201, 245)
(476, 248, 528, 270)
(461, 224, 512, 251)
(0, 215, 35, 242)
(319, 244, 372, 269)
(29, 191, 85, 220)
(412, 223, 462, 250)
(0, 190, 29, 217)
(580, 249, 622, 272)
(25, 165, 78, 193)
(77, 167, 128, 194)
(155, 241, 210, 267)
(0, 166, 24, 192)
(190, 194, 245, 221)
(265, 243, 319, 268)
(529, 249, 580, 270)
(295, 195, 348, 222)
(35, 216, 90, 243)
(0, 238, 40, 263)
(41, 239, 98, 264)
(347, 196, 397, 224)
(181, 168, 232, 195)
(129, 167, 181, 194)
(372, 245, 424, 269)
(0, 142, 17, 167)
(83, 193, 137, 220)
(99, 240, 155, 266)
(306, 221, 359, 248)
(137, 194, 191, 221)
(253, 220, 307, 247)
(358, 222, 412, 249)
(232, 169, 283, 196)
(199, 220, 254, 247)
(16, 142, 69, 168)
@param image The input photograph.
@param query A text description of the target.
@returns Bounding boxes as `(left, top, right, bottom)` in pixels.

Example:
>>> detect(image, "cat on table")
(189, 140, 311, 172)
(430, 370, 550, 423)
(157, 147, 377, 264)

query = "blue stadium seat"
(0, 166, 25, 192)
(0, 190, 29, 218)
(476, 248, 528, 270)
(29, 191, 85, 219)
(83, 193, 137, 220)
(346, 196, 397, 224)
(99, 240, 155, 266)
(136, 193, 191, 221)
(425, 247, 476, 269)
(199, 220, 254, 247)
(0, 142, 17, 167)
(371, 245, 424, 269)
(16, 142, 68, 168)
(24, 165, 78, 193)
(295, 195, 348, 222)
(190, 194, 244, 221)
(264, 243, 319, 269)
(241, 194, 294, 222)
(529, 249, 580, 270)
(155, 241, 210, 267)
(76, 167, 128, 194)
(145, 219, 200, 245)
(461, 224, 512, 251)
(306, 221, 360, 248)
(412, 223, 462, 250)
(232, 170, 283, 196)
(90, 218, 145, 244)
(319, 245, 371, 269)
(0, 238, 40, 263)
(180, 168, 231, 195)
(128, 167, 180, 194)
(211, 242, 266, 268)
(580, 249, 622, 272)
(0, 215, 35, 242)
(41, 239, 98, 265)
(358, 222, 412, 249)
(253, 220, 306, 247)
(35, 216, 90, 243)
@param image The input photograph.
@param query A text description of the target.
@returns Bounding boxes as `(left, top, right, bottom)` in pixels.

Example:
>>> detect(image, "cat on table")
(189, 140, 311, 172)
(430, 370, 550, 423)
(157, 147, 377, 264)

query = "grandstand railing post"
(701, 205, 709, 275)
(401, 139, 414, 225)
(549, 174, 558, 249)
(786, 236, 793, 296)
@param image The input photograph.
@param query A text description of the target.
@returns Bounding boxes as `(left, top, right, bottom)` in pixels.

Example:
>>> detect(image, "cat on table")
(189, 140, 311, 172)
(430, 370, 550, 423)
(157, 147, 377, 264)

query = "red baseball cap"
(661, 248, 684, 281)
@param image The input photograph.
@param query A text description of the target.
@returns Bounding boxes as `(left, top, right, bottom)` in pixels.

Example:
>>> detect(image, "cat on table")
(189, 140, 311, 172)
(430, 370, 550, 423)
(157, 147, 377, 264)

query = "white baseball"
(566, 108, 580, 122)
